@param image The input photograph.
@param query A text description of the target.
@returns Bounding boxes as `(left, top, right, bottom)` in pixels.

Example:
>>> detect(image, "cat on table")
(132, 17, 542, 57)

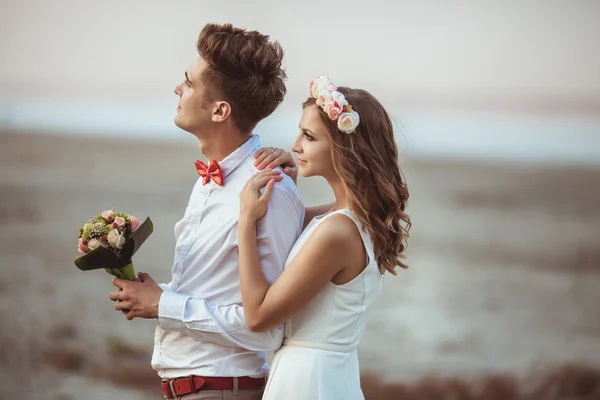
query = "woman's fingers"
(248, 169, 281, 182)
(260, 178, 276, 202)
(266, 153, 293, 170)
(253, 147, 271, 160)
(250, 173, 282, 190)
(254, 148, 278, 168)
(257, 154, 278, 170)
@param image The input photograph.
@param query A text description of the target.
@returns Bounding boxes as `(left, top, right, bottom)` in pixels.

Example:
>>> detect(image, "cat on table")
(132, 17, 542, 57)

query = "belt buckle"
(167, 375, 204, 398)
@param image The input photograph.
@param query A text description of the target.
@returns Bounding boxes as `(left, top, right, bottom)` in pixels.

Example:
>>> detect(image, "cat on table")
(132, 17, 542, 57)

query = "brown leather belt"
(161, 375, 267, 399)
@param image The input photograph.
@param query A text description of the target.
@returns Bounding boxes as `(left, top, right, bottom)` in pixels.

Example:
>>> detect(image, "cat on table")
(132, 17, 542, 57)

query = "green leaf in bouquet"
(82, 224, 92, 239)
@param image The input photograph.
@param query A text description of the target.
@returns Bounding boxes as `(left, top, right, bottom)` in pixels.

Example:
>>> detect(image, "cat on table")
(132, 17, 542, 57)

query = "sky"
(1, 0, 599, 164)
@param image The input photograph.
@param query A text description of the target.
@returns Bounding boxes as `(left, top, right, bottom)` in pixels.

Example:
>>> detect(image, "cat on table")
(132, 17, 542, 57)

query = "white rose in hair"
(337, 110, 360, 134)
(316, 76, 331, 90)
(108, 229, 126, 249)
(330, 91, 348, 108)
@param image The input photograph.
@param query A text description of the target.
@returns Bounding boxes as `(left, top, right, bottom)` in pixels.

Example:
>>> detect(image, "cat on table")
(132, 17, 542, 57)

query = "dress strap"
(323, 209, 374, 262)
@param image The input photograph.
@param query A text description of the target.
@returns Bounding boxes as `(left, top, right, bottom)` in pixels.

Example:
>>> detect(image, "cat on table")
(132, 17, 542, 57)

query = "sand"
(0, 131, 599, 399)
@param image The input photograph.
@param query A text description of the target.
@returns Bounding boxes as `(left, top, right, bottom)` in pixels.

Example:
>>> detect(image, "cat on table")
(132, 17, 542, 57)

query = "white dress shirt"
(151, 135, 304, 379)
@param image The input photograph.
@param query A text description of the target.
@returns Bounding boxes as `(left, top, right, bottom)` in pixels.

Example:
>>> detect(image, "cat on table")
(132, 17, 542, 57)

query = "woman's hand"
(254, 147, 298, 185)
(239, 170, 283, 223)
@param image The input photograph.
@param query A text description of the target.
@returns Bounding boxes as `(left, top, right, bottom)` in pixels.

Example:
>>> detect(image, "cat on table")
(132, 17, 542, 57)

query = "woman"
(239, 76, 410, 399)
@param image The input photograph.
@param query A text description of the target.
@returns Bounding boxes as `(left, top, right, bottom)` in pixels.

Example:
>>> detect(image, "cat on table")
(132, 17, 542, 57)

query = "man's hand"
(109, 272, 163, 320)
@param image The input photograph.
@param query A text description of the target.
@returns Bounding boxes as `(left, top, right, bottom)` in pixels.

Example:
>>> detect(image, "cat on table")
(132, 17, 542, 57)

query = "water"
(1, 97, 599, 166)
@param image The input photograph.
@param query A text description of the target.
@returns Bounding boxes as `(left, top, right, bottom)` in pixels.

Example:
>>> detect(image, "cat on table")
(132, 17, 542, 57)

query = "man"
(109, 23, 304, 400)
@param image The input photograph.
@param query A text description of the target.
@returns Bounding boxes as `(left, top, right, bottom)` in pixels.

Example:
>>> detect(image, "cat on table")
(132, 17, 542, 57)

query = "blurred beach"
(1, 129, 599, 399)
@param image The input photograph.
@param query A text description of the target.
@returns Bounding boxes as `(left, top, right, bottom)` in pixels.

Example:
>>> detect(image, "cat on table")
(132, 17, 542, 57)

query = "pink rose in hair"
(129, 215, 141, 232)
(324, 100, 343, 120)
(114, 216, 126, 228)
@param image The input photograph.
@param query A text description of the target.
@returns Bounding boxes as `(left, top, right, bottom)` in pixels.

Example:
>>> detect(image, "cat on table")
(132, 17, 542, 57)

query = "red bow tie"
(195, 160, 224, 186)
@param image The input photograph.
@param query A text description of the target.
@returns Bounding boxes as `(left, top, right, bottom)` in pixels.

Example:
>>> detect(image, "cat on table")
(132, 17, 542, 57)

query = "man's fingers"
(112, 277, 129, 289)
(114, 300, 132, 311)
(138, 272, 153, 283)
(125, 310, 138, 321)
(109, 291, 126, 302)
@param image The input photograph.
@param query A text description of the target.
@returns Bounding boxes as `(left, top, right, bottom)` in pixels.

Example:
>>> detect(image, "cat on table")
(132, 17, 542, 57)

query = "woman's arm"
(238, 212, 362, 332)
(238, 170, 364, 332)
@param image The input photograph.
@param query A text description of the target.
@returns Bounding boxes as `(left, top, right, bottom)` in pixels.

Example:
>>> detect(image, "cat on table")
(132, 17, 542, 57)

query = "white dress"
(262, 209, 384, 400)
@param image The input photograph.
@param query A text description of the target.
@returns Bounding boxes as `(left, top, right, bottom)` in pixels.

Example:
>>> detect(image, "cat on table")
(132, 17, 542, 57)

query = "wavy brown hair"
(304, 88, 411, 273)
(197, 23, 287, 133)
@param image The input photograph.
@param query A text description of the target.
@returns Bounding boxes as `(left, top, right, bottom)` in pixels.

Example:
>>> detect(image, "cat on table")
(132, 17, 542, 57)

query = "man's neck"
(197, 128, 252, 162)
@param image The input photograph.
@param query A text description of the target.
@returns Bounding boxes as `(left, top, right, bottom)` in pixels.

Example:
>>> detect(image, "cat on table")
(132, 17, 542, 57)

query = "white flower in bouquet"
(87, 238, 101, 251)
(107, 229, 126, 249)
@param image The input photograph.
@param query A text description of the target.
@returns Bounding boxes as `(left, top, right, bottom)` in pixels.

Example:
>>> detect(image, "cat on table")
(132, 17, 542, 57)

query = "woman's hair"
(303, 88, 411, 274)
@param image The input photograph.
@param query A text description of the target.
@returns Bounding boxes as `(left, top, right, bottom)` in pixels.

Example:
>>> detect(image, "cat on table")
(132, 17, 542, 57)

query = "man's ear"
(212, 101, 232, 123)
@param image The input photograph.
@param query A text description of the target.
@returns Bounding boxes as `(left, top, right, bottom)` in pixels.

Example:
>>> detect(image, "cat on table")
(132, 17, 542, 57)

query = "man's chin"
(174, 117, 191, 133)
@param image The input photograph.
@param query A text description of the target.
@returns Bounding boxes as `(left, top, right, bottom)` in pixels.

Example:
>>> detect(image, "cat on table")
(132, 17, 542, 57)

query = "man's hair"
(197, 23, 287, 133)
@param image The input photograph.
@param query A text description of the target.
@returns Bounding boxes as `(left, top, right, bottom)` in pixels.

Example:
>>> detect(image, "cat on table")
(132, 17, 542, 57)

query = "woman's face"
(292, 105, 336, 179)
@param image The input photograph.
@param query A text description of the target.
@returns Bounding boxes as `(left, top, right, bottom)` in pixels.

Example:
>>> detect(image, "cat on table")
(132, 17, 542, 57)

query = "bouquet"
(75, 209, 153, 281)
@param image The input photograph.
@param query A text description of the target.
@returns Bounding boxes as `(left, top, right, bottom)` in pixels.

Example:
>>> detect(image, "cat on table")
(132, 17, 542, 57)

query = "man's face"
(173, 56, 213, 135)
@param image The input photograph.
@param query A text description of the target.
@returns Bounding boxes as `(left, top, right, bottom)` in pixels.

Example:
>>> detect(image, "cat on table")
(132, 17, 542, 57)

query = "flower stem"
(105, 263, 136, 281)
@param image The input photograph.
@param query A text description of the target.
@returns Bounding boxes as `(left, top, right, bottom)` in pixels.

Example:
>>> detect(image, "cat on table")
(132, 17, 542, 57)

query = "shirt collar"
(218, 134, 261, 180)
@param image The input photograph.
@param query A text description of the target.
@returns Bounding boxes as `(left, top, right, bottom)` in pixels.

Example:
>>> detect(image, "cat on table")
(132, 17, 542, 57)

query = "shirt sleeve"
(157, 182, 304, 351)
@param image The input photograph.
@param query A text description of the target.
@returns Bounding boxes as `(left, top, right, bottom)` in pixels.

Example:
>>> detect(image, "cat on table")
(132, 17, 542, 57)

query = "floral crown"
(309, 76, 360, 134)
